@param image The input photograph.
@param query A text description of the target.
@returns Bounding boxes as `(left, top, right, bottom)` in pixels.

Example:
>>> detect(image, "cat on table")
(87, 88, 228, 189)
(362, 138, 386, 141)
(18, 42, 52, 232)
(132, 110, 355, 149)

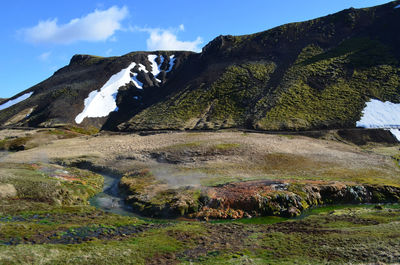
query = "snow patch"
(133, 96, 139, 100)
(148, 54, 163, 82)
(395, 4, 400, 9)
(357, 99, 400, 141)
(131, 73, 143, 89)
(138, 63, 148, 73)
(390, 129, 400, 141)
(166, 55, 176, 73)
(0, 92, 33, 111)
(75, 62, 136, 124)
(356, 99, 400, 128)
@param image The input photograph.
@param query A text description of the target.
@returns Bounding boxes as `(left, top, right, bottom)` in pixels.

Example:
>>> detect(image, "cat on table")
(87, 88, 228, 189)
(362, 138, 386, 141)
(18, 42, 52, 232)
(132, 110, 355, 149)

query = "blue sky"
(0, 0, 394, 98)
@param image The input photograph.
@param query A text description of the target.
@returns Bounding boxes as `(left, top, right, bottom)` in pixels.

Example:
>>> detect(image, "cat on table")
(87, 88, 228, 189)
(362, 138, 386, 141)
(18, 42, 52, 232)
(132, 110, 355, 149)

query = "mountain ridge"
(1, 0, 400, 133)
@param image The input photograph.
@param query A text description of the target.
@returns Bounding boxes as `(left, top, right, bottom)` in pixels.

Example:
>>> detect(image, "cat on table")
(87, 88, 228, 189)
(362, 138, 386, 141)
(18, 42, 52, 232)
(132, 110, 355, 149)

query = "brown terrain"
(1, 128, 399, 219)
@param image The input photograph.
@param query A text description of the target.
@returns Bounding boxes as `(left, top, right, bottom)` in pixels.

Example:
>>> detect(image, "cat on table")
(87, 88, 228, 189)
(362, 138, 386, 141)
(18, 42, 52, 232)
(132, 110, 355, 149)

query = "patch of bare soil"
(3, 131, 396, 176)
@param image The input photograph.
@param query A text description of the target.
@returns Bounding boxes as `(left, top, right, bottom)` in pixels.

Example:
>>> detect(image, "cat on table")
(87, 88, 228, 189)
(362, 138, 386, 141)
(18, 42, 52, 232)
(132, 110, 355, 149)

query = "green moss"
(256, 38, 400, 130)
(47, 129, 79, 139)
(0, 136, 33, 151)
(128, 62, 276, 129)
(303, 38, 398, 68)
(0, 163, 103, 207)
(66, 126, 100, 135)
(166, 142, 202, 150)
(213, 143, 241, 150)
(51, 87, 79, 100)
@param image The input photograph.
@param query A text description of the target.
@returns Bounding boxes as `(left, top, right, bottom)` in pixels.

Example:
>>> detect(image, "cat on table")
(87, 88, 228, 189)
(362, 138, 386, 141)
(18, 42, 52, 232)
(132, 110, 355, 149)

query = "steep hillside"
(1, 1, 400, 132)
(0, 52, 193, 128)
(120, 1, 400, 131)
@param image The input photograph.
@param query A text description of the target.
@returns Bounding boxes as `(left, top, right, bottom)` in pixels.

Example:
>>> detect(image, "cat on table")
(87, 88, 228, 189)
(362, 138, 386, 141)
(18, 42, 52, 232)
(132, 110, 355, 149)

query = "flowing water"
(89, 174, 137, 217)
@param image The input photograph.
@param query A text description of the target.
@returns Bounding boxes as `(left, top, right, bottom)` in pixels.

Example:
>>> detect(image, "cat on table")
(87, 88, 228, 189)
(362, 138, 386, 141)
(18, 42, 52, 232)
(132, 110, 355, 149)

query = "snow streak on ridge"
(148, 54, 163, 82)
(166, 55, 176, 73)
(75, 54, 177, 124)
(0, 92, 33, 111)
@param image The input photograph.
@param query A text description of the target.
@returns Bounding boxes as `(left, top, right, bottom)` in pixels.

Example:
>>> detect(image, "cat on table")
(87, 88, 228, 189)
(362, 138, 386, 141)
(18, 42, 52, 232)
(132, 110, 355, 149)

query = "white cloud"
(38, 51, 52, 61)
(20, 6, 128, 44)
(138, 25, 203, 52)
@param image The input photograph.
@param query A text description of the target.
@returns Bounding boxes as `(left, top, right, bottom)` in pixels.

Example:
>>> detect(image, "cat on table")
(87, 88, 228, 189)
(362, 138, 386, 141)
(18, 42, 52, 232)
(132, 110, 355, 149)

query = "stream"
(2, 148, 399, 222)
(89, 174, 137, 217)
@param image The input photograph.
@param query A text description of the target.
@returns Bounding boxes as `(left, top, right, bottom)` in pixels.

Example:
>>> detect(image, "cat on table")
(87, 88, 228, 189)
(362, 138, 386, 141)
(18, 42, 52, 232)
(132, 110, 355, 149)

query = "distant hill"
(1, 1, 400, 132)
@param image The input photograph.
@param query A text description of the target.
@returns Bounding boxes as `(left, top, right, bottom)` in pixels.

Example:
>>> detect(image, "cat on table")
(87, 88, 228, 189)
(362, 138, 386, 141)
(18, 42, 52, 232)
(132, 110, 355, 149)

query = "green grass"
(66, 126, 100, 136)
(0, 163, 103, 208)
(1, 200, 400, 264)
(213, 143, 241, 150)
(211, 216, 288, 225)
(124, 62, 276, 130)
(0, 233, 181, 265)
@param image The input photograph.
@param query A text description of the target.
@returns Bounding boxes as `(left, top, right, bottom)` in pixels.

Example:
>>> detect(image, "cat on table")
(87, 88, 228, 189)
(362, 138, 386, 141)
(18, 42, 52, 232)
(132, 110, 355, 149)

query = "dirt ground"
(1, 130, 399, 186)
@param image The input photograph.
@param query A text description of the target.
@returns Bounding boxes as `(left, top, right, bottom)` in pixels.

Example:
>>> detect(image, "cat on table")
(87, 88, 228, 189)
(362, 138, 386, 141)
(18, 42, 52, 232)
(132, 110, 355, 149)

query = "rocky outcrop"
(0, 184, 17, 198)
(192, 181, 400, 219)
(118, 175, 400, 219)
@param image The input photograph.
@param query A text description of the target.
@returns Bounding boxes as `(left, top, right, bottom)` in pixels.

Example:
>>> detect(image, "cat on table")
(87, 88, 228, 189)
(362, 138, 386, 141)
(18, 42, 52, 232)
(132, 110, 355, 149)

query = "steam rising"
(150, 165, 207, 188)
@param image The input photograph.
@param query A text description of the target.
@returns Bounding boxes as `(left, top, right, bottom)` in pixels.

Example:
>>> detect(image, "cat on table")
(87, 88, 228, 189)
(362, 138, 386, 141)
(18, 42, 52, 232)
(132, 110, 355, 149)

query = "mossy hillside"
(2, 2, 400, 131)
(0, 128, 83, 151)
(0, 163, 103, 206)
(124, 62, 276, 130)
(256, 38, 400, 130)
(0, 137, 34, 151)
(125, 36, 400, 132)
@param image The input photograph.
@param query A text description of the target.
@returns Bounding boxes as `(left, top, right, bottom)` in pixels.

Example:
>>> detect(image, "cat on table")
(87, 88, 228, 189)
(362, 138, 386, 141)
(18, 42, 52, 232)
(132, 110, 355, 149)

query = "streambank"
(89, 174, 137, 217)
(191, 180, 400, 219)
(119, 176, 400, 220)
(63, 160, 400, 220)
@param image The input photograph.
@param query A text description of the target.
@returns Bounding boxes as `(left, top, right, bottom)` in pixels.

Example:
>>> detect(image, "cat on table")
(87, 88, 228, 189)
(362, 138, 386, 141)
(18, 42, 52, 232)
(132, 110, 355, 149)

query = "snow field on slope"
(0, 92, 33, 111)
(148, 54, 163, 82)
(357, 99, 400, 141)
(75, 62, 137, 124)
(75, 54, 176, 124)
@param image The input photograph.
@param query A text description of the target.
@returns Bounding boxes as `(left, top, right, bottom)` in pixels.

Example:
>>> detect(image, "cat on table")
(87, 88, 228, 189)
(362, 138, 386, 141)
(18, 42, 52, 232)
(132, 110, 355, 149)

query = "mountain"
(1, 1, 400, 132)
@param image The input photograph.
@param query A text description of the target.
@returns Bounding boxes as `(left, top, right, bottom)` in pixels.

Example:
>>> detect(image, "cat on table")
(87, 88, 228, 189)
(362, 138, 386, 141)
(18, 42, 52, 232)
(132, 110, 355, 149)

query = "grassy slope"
(122, 2, 400, 131)
(126, 62, 276, 130)
(257, 38, 400, 130)
(126, 37, 400, 131)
